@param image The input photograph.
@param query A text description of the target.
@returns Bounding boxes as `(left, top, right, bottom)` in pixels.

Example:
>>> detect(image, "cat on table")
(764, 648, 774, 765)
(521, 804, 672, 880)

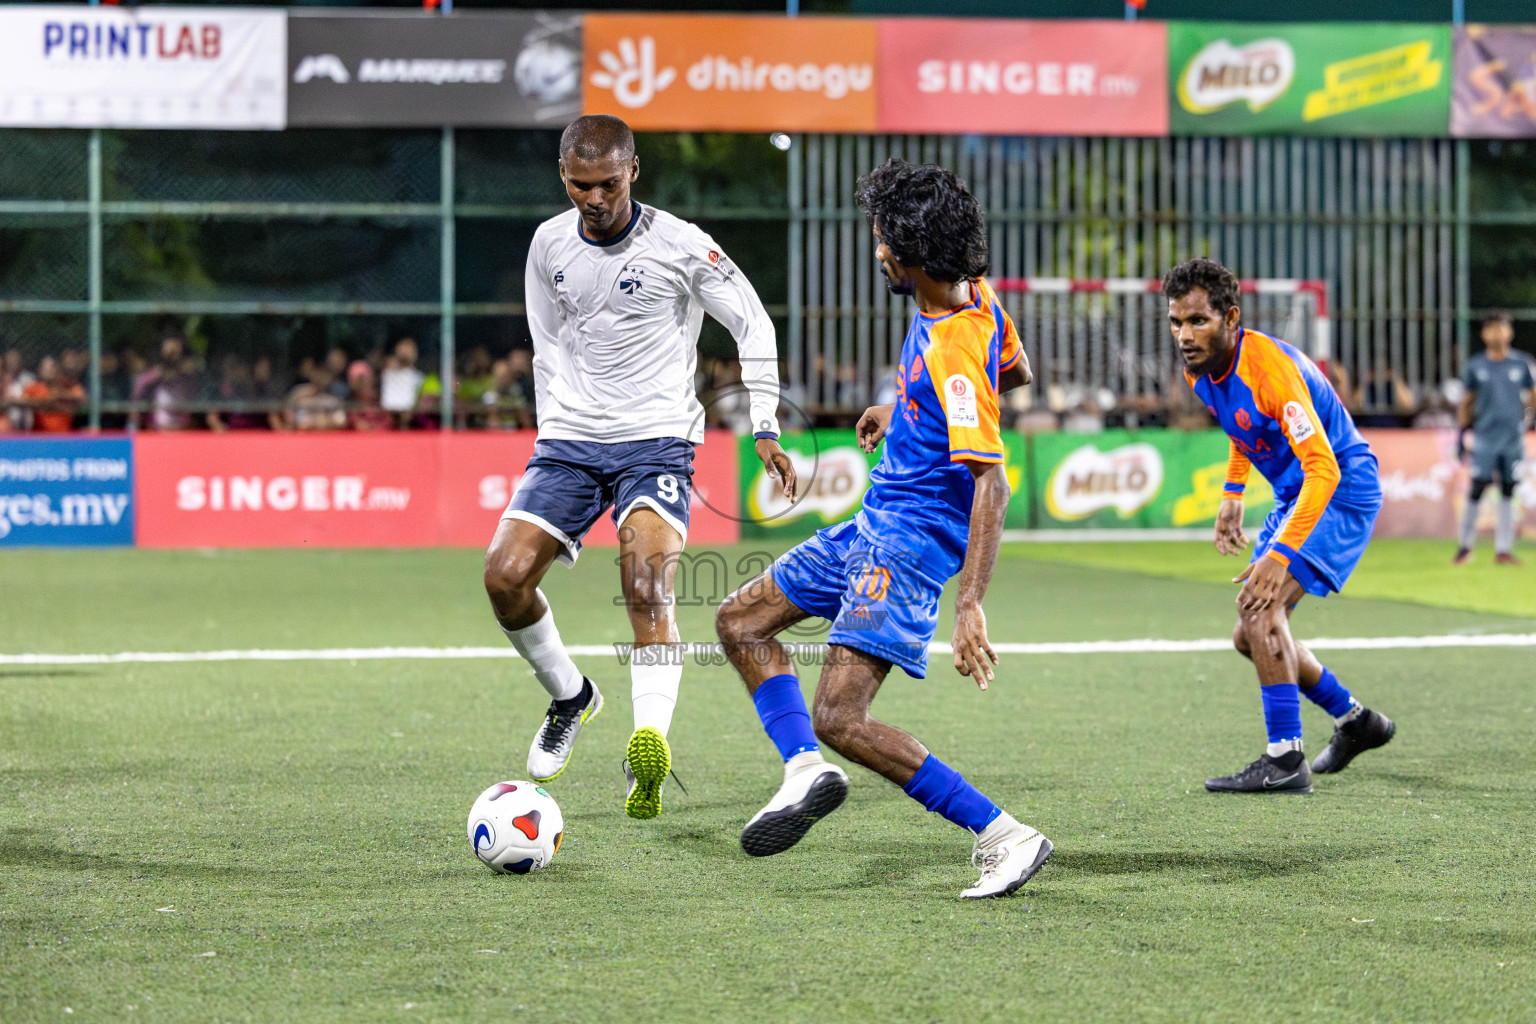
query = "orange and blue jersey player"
(714, 160, 1052, 898)
(1167, 258, 1395, 796)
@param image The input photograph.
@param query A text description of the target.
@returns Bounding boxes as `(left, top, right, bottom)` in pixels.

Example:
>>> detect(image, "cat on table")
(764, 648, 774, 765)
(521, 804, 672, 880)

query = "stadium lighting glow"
(770, 133, 792, 151)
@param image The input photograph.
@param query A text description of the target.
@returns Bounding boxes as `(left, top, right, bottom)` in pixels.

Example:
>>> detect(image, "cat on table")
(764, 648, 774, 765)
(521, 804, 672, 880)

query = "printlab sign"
(0, 439, 134, 547)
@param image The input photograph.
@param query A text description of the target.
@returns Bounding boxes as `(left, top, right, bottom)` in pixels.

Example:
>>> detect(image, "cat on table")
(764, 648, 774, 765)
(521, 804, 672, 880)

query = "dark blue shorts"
(502, 438, 694, 565)
(771, 519, 946, 679)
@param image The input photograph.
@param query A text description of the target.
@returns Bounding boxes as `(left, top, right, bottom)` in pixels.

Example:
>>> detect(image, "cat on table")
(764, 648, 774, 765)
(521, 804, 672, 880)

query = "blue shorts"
(503, 438, 693, 565)
(771, 519, 945, 679)
(1253, 481, 1382, 597)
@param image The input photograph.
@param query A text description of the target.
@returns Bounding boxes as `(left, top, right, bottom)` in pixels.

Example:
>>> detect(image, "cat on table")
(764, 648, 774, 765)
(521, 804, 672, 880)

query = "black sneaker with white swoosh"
(1205, 749, 1313, 794)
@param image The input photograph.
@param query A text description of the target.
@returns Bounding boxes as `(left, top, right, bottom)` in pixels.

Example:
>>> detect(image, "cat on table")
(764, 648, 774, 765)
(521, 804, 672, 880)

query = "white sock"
(1496, 496, 1515, 555)
(500, 594, 583, 701)
(784, 749, 827, 777)
(977, 810, 1031, 846)
(631, 647, 683, 736)
(1337, 700, 1365, 726)
(1266, 738, 1304, 758)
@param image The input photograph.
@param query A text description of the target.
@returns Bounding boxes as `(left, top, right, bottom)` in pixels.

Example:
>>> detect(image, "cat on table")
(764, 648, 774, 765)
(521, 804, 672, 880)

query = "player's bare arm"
(999, 354, 1032, 392)
(856, 403, 894, 453)
(755, 437, 798, 500)
(1214, 497, 1248, 556)
(952, 460, 1009, 688)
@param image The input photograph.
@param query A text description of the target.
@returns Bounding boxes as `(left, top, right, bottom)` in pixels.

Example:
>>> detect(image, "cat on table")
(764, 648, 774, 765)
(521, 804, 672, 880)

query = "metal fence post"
(440, 126, 456, 430)
(787, 134, 803, 405)
(88, 128, 102, 431)
(1454, 138, 1470, 362)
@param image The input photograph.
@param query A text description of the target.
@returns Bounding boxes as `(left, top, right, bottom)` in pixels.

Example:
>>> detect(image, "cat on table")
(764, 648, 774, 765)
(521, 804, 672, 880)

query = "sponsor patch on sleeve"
(1282, 400, 1316, 443)
(944, 374, 979, 428)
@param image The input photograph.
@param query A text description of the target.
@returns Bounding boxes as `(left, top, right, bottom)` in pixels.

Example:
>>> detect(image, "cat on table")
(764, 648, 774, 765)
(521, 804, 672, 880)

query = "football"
(467, 780, 565, 875)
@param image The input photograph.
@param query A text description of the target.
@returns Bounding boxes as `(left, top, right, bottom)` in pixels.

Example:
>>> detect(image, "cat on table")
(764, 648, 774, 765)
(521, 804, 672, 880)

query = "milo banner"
(1029, 430, 1274, 531)
(738, 429, 1030, 540)
(1452, 25, 1536, 138)
(1170, 22, 1451, 136)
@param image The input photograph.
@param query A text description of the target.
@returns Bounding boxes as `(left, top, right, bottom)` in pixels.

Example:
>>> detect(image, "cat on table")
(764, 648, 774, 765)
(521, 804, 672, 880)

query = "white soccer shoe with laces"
(961, 825, 1053, 899)
(740, 755, 849, 857)
(526, 678, 603, 783)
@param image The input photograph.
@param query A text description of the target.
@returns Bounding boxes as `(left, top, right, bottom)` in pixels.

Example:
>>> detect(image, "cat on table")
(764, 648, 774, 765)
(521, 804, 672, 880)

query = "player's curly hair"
(854, 159, 989, 283)
(1162, 258, 1242, 315)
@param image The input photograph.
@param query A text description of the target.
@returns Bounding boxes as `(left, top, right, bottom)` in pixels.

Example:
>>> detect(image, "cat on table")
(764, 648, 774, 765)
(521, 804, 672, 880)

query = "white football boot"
(526, 678, 603, 783)
(961, 815, 1053, 899)
(740, 753, 849, 857)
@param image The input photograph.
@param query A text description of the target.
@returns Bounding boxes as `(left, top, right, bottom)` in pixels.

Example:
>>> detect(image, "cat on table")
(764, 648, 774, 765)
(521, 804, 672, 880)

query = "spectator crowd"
(3, 325, 1529, 436)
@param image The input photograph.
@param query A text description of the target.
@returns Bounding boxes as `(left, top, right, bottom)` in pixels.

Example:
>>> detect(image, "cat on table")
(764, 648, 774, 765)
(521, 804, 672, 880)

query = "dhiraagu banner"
(1170, 22, 1451, 136)
(739, 429, 1030, 540)
(1030, 430, 1274, 531)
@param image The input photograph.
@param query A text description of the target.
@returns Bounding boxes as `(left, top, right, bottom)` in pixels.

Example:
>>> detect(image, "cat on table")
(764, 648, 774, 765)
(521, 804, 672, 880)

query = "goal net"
(990, 277, 1330, 414)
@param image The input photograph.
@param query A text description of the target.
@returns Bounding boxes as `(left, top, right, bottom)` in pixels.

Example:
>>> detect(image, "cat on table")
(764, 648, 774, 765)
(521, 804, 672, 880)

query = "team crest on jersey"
(1235, 408, 1251, 431)
(618, 266, 645, 294)
(944, 374, 979, 428)
(1282, 401, 1316, 443)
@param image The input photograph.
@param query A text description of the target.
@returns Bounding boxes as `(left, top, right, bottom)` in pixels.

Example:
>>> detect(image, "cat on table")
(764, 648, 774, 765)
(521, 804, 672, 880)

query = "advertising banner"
(287, 12, 581, 128)
(135, 433, 440, 549)
(134, 431, 740, 550)
(0, 5, 285, 129)
(0, 438, 134, 547)
(1169, 22, 1451, 136)
(1366, 428, 1536, 538)
(1029, 430, 1274, 531)
(877, 19, 1167, 137)
(437, 432, 740, 550)
(1452, 25, 1536, 138)
(738, 429, 1031, 540)
(582, 14, 878, 132)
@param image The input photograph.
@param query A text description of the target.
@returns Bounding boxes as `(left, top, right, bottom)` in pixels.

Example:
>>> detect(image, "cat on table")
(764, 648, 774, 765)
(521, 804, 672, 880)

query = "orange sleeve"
(998, 311, 1022, 374)
(1249, 349, 1340, 565)
(1224, 443, 1251, 499)
(924, 315, 1004, 464)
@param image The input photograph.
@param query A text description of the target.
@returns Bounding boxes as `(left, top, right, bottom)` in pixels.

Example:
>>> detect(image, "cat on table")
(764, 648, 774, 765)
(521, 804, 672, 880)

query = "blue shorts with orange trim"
(1253, 455, 1382, 597)
(771, 519, 946, 679)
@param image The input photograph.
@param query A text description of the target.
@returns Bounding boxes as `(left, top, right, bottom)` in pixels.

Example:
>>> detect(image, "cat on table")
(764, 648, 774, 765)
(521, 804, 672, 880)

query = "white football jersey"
(524, 202, 781, 444)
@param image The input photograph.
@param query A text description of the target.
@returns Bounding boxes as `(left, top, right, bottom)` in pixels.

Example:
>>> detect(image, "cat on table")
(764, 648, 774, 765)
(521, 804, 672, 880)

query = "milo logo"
(747, 445, 869, 527)
(1178, 38, 1295, 114)
(1044, 443, 1164, 522)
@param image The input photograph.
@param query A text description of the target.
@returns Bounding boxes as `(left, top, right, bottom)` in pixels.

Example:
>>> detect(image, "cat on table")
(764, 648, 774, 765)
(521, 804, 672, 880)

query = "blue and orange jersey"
(857, 278, 1022, 577)
(1187, 327, 1375, 566)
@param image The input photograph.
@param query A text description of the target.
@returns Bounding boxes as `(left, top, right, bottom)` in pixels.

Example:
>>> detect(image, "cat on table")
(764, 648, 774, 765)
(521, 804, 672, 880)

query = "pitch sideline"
(2, 632, 1535, 666)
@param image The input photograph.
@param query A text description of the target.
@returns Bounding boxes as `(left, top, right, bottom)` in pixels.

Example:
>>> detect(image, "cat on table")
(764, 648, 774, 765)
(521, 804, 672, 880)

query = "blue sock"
(1302, 667, 1356, 719)
(902, 754, 1003, 834)
(1260, 683, 1303, 744)
(751, 674, 819, 761)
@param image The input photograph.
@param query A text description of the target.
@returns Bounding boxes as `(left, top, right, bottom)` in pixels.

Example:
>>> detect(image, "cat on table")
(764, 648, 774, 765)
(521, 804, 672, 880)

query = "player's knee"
(811, 700, 861, 752)
(1231, 618, 1252, 658)
(483, 545, 539, 610)
(714, 594, 754, 648)
(623, 565, 671, 617)
(1238, 608, 1288, 660)
(1500, 478, 1517, 499)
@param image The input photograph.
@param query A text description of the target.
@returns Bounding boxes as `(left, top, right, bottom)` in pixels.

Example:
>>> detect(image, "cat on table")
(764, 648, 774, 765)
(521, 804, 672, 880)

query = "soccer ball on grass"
(467, 780, 564, 874)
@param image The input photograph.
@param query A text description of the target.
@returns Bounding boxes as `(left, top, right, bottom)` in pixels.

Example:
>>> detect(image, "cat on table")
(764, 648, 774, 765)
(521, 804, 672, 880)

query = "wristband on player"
(754, 430, 780, 440)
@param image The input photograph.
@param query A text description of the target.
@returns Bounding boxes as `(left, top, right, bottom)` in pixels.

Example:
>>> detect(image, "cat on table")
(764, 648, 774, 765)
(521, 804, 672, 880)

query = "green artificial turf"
(2, 543, 1534, 1023)
(1013, 537, 1536, 619)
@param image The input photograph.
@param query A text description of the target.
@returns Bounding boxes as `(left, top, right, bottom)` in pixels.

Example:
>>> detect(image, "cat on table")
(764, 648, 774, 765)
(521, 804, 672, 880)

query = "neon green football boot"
(623, 726, 671, 820)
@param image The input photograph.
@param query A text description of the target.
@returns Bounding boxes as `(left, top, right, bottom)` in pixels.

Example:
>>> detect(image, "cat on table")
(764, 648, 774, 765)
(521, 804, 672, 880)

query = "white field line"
(2, 633, 1535, 666)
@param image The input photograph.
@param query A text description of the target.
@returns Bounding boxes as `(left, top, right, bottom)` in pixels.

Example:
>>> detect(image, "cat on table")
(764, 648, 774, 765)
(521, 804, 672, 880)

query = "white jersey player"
(483, 114, 798, 821)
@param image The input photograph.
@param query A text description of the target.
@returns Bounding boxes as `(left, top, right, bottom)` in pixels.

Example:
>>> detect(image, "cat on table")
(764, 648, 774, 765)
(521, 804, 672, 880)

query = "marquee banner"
(0, 5, 286, 129)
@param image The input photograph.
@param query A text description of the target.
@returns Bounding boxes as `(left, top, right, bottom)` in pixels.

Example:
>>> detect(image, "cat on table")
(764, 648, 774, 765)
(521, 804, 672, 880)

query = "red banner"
(877, 19, 1168, 136)
(1365, 428, 1536, 539)
(136, 432, 741, 550)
